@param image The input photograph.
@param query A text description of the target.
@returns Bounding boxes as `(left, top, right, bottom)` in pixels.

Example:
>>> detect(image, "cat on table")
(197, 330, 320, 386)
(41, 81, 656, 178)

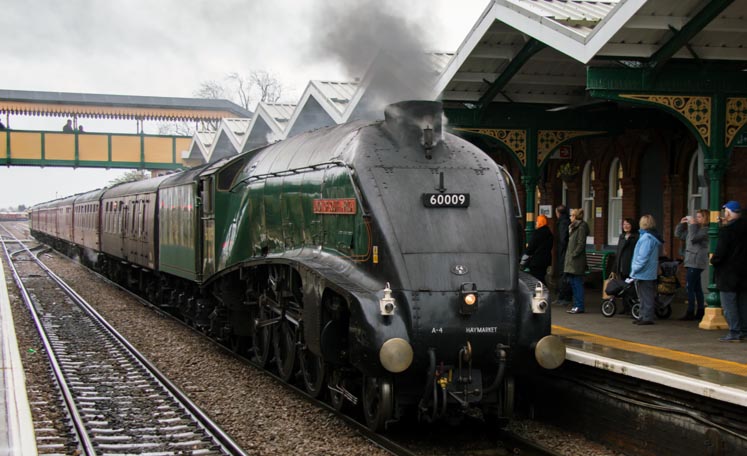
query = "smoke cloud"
(307, 1, 439, 119)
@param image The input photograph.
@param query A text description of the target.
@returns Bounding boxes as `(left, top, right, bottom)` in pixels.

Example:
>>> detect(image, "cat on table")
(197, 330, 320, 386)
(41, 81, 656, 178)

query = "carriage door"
(120, 200, 128, 260)
(201, 177, 215, 278)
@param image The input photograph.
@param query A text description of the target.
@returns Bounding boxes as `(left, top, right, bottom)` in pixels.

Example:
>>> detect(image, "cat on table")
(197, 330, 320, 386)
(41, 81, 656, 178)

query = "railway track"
(1, 228, 247, 456)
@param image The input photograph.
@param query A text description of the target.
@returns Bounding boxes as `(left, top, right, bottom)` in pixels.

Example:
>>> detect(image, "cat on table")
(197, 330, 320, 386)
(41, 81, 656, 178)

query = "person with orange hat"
(524, 214, 554, 284)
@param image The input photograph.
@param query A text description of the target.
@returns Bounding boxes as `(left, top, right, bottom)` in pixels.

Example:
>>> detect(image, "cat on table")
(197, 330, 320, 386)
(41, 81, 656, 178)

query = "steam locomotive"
(30, 101, 565, 431)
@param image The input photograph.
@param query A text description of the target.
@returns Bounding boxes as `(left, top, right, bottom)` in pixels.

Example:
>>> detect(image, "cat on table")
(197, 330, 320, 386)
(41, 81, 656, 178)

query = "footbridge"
(0, 90, 251, 170)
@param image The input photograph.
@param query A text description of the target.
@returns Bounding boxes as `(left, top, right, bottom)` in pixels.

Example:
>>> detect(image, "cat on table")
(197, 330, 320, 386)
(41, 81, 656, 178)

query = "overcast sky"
(0, 0, 488, 209)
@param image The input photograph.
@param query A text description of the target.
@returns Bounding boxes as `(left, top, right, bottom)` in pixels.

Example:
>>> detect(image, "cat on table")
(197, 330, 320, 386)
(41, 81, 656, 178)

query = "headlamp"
(459, 282, 478, 315)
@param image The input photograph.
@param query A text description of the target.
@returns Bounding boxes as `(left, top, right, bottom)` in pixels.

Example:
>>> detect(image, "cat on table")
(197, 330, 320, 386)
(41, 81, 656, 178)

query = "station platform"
(552, 284, 747, 407)
(0, 251, 37, 455)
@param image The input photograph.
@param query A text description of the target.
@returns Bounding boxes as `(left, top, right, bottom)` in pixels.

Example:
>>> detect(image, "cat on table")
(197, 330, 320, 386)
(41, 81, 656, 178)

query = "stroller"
(601, 258, 680, 320)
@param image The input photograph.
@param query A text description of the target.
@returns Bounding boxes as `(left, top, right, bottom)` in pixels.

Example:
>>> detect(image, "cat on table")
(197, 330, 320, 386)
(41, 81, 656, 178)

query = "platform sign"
(551, 145, 572, 159)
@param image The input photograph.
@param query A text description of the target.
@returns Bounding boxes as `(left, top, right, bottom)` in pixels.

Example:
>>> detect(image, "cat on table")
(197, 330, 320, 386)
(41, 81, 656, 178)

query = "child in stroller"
(601, 258, 680, 319)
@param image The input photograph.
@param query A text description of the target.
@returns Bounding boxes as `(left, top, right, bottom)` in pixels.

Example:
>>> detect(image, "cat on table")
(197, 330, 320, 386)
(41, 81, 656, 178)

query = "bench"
(586, 250, 615, 280)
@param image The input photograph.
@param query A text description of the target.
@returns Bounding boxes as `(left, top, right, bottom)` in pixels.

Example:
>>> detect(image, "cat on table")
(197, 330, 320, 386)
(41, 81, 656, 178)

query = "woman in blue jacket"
(629, 214, 663, 325)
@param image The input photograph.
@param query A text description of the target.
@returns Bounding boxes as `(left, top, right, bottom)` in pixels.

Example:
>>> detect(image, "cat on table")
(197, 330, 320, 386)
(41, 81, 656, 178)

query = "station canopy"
(435, 0, 747, 108)
(0, 89, 252, 122)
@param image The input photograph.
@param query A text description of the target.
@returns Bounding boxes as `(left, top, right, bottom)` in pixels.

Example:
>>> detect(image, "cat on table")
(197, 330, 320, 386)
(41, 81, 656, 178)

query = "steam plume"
(307, 1, 439, 119)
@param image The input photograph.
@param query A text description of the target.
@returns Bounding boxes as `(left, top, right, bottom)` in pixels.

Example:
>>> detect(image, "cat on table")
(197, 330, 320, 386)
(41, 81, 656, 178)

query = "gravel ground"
(3, 225, 623, 456)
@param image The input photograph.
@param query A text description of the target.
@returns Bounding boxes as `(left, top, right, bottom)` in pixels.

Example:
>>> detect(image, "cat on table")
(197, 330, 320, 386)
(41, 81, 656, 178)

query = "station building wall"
(494, 121, 746, 273)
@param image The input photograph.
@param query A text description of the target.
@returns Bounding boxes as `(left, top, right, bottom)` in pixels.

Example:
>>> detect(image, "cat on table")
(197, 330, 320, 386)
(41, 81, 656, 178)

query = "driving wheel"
(299, 346, 325, 398)
(362, 375, 393, 432)
(273, 320, 297, 382)
(252, 304, 273, 367)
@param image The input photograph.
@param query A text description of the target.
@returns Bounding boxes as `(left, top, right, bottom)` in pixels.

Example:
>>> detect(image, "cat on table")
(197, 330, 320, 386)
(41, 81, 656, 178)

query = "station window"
(608, 158, 623, 245)
(688, 149, 706, 214)
(582, 161, 595, 244)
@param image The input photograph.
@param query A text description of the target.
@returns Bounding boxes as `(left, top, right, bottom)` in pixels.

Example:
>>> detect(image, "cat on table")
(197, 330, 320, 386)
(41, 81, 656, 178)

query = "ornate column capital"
(454, 128, 527, 166)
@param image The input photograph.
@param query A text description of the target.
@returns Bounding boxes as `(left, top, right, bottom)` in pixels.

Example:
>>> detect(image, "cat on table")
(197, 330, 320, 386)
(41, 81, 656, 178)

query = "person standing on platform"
(78, 125, 85, 133)
(629, 214, 663, 325)
(553, 205, 572, 306)
(565, 208, 589, 314)
(63, 119, 74, 132)
(613, 217, 638, 280)
(711, 201, 747, 342)
(525, 214, 553, 284)
(675, 209, 709, 321)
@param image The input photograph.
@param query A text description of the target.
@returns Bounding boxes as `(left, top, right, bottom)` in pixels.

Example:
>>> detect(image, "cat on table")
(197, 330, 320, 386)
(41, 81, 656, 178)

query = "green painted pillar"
(522, 174, 538, 245)
(523, 127, 538, 246)
(700, 94, 728, 330)
(704, 158, 726, 308)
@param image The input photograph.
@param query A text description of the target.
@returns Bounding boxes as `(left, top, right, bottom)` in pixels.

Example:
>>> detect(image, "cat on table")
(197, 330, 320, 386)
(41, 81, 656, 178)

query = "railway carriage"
(0, 211, 29, 221)
(30, 195, 77, 252)
(30, 101, 565, 431)
(99, 177, 166, 271)
(73, 188, 106, 265)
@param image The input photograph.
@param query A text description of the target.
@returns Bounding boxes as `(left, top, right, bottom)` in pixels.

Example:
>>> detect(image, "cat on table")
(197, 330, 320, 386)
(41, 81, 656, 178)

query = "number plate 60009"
(422, 193, 470, 208)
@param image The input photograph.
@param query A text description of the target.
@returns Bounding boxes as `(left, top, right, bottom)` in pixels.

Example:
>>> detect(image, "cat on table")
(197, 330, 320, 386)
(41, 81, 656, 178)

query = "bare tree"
(157, 122, 196, 136)
(193, 80, 228, 100)
(227, 73, 253, 110)
(194, 70, 285, 110)
(250, 70, 283, 104)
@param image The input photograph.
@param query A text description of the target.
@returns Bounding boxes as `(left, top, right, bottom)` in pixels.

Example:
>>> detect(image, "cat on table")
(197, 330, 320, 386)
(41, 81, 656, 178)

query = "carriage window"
(132, 201, 138, 235)
(140, 199, 147, 237)
(202, 178, 213, 214)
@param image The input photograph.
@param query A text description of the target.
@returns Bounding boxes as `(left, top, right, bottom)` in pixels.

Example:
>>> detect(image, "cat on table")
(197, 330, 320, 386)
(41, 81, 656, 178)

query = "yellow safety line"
(553, 325, 747, 377)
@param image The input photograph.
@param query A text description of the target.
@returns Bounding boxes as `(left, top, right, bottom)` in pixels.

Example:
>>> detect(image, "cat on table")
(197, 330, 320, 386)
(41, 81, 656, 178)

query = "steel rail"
(1, 236, 95, 456)
(4, 229, 249, 456)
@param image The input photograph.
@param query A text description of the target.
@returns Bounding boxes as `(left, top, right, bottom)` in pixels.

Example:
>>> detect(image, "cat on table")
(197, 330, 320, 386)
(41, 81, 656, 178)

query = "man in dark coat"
(711, 201, 747, 342)
(554, 205, 572, 305)
(525, 214, 553, 284)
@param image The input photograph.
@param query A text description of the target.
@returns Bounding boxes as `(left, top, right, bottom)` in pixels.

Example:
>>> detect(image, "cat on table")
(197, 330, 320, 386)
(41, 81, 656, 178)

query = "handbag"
(602, 272, 618, 299)
(657, 275, 677, 295)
